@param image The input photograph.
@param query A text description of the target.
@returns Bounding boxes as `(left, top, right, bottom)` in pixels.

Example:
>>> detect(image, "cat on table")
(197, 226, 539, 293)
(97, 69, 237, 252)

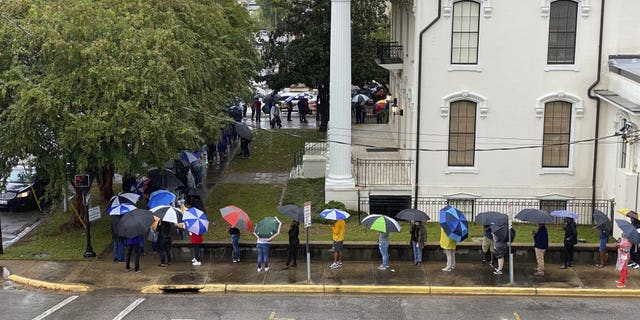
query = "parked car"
(278, 92, 317, 114)
(0, 165, 45, 211)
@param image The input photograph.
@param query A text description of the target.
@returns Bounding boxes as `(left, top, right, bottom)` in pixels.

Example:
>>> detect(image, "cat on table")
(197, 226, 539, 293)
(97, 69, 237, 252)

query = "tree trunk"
(95, 165, 115, 203)
(69, 185, 86, 228)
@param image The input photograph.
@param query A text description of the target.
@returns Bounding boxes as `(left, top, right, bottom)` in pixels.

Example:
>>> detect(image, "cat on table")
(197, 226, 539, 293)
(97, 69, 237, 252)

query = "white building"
(323, 0, 640, 224)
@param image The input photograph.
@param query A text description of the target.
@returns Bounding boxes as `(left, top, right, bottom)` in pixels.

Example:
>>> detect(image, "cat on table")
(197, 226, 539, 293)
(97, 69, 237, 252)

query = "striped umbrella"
(219, 205, 253, 232)
(107, 203, 137, 216)
(361, 214, 401, 233)
(183, 207, 209, 235)
(150, 205, 182, 224)
(320, 208, 350, 220)
(107, 193, 140, 210)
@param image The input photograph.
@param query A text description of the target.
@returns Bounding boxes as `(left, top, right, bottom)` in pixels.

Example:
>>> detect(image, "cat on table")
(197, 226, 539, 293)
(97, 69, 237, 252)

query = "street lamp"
(75, 174, 95, 258)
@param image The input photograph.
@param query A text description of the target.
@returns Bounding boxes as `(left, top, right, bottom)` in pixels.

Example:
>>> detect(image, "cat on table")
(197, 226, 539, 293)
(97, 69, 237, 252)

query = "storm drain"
(159, 273, 206, 293)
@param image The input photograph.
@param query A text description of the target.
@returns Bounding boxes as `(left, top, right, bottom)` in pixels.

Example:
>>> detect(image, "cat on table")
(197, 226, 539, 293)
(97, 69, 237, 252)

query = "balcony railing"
(355, 159, 413, 186)
(376, 41, 404, 65)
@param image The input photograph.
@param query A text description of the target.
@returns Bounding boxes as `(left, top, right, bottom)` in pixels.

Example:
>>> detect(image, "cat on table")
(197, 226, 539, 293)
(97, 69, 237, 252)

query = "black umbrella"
(235, 123, 253, 140)
(117, 209, 155, 238)
(490, 223, 514, 243)
(615, 219, 640, 245)
(515, 208, 554, 224)
(147, 168, 185, 191)
(396, 208, 431, 222)
(592, 210, 613, 235)
(277, 205, 304, 222)
(475, 211, 509, 226)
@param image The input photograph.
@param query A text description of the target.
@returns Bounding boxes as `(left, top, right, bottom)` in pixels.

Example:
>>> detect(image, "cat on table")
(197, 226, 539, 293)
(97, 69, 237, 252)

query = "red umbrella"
(219, 205, 253, 232)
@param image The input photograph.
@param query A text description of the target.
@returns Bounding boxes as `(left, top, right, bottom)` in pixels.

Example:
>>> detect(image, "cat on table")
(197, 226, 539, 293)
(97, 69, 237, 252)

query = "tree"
(0, 0, 259, 226)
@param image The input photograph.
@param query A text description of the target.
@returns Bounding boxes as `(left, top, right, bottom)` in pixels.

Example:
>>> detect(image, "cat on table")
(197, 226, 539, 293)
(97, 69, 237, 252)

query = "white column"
(326, 0, 355, 189)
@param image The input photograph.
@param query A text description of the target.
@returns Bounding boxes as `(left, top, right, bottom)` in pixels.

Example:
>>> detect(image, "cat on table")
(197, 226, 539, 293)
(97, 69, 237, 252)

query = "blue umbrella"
(284, 95, 296, 103)
(439, 205, 469, 242)
(180, 150, 200, 165)
(320, 208, 350, 220)
(550, 210, 578, 220)
(183, 207, 209, 235)
(148, 190, 176, 208)
(616, 219, 640, 245)
(107, 203, 137, 216)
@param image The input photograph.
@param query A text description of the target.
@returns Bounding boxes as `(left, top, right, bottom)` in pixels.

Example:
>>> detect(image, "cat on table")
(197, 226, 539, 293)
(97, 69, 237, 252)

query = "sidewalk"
(3, 254, 639, 296)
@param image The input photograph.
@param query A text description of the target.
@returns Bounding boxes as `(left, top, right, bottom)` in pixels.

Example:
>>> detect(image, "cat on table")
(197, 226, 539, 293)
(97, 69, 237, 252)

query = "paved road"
(1, 283, 637, 320)
(0, 209, 42, 249)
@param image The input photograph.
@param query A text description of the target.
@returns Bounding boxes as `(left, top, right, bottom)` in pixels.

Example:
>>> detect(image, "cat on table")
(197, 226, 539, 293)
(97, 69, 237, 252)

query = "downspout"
(587, 0, 605, 213)
(413, 0, 442, 208)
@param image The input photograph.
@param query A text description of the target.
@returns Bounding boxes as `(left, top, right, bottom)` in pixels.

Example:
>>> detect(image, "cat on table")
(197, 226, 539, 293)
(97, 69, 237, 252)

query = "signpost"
(304, 201, 312, 283)
(88, 206, 102, 222)
(75, 174, 96, 258)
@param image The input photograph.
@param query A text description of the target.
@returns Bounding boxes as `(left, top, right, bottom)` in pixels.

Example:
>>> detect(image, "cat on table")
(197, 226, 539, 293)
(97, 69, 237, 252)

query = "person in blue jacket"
(125, 235, 143, 273)
(533, 223, 549, 276)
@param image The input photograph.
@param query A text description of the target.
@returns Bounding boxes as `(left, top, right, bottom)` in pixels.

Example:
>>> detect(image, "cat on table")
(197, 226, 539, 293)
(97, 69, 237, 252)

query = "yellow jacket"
(332, 220, 345, 241)
(439, 228, 456, 250)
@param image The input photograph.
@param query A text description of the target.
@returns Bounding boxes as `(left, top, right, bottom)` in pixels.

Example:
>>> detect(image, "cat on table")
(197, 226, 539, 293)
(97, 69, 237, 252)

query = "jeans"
(231, 234, 240, 261)
(411, 241, 422, 263)
(125, 244, 141, 271)
(193, 244, 200, 262)
(113, 237, 125, 262)
(256, 243, 270, 268)
(379, 242, 389, 267)
(158, 236, 172, 264)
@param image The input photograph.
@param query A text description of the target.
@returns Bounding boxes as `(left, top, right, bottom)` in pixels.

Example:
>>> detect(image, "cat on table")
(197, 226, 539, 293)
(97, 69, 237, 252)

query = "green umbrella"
(254, 217, 282, 238)
(361, 214, 401, 233)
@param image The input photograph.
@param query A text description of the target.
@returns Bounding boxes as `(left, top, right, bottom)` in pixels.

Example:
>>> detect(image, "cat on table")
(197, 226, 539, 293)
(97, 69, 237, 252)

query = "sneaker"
(257, 267, 262, 272)
(559, 265, 568, 269)
(628, 262, 637, 268)
(616, 280, 624, 284)
(633, 264, 640, 270)
(192, 261, 201, 266)
(378, 266, 388, 271)
(158, 263, 167, 267)
(135, 270, 142, 273)
(533, 271, 545, 276)
(329, 263, 340, 269)
(617, 283, 626, 288)
(337, 262, 343, 267)
(493, 269, 503, 275)
(191, 258, 197, 263)
(441, 267, 452, 272)
(265, 266, 270, 271)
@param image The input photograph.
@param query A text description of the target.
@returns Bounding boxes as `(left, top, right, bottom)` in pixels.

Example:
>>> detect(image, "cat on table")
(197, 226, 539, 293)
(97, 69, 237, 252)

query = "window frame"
(448, 100, 477, 167)
(450, 0, 481, 65)
(547, 0, 578, 65)
(542, 100, 572, 168)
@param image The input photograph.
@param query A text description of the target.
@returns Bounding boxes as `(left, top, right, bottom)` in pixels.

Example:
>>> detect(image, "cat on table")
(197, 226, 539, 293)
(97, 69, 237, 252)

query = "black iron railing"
(355, 159, 413, 186)
(376, 41, 404, 64)
(292, 141, 327, 170)
(357, 196, 612, 226)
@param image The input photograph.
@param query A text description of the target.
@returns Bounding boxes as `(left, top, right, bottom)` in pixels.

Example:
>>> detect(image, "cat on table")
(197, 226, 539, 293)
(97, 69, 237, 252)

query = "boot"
(595, 252, 605, 268)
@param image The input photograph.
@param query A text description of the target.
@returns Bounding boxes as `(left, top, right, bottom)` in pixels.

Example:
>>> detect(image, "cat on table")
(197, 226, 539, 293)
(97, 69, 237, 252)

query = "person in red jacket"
(190, 232, 203, 266)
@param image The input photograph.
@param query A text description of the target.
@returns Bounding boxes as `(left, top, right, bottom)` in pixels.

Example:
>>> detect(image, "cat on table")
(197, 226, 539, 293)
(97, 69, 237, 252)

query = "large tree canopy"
(0, 0, 259, 217)
(260, 0, 389, 91)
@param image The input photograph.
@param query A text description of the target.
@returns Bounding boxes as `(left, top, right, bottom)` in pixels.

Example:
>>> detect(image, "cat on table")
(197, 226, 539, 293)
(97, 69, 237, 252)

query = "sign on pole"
(304, 201, 312, 228)
(88, 206, 102, 222)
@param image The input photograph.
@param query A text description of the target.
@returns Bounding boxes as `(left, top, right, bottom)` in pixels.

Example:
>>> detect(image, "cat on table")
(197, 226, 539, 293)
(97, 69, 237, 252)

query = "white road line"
(32, 295, 78, 320)
(112, 298, 145, 320)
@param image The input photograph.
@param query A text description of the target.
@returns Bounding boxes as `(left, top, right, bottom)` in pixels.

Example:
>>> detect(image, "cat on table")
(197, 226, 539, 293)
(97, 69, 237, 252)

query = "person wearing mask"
(284, 220, 300, 269)
(560, 217, 578, 269)
(533, 223, 549, 276)
(410, 221, 426, 266)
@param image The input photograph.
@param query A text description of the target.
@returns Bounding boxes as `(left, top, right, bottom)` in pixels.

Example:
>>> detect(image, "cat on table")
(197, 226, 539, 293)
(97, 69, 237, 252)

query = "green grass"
(227, 129, 326, 173)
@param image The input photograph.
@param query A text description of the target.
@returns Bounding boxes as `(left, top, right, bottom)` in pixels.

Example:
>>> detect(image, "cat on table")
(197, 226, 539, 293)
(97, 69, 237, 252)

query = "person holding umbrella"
(440, 227, 457, 272)
(532, 223, 549, 276)
(284, 220, 300, 269)
(330, 218, 346, 269)
(616, 235, 632, 288)
(253, 216, 282, 272)
(229, 225, 241, 263)
(410, 221, 426, 266)
(125, 235, 143, 273)
(560, 217, 578, 269)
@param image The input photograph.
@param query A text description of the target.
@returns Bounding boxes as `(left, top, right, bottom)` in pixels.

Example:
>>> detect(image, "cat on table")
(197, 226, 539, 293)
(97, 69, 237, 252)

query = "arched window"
(547, 0, 578, 64)
(542, 101, 572, 167)
(451, 1, 480, 64)
(448, 100, 477, 166)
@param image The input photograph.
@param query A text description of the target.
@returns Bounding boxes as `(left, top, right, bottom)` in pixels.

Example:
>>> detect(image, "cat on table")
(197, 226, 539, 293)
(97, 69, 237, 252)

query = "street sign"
(88, 206, 101, 222)
(304, 201, 312, 228)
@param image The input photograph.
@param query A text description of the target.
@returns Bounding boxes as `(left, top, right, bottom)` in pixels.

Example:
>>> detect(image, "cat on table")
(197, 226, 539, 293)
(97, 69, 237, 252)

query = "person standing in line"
(229, 225, 241, 263)
(284, 220, 300, 269)
(560, 217, 578, 269)
(297, 97, 308, 123)
(440, 227, 456, 272)
(240, 137, 251, 158)
(329, 219, 346, 269)
(481, 225, 494, 267)
(410, 221, 426, 266)
(378, 231, 390, 270)
(533, 223, 549, 276)
(254, 217, 282, 272)
(157, 220, 173, 267)
(628, 217, 640, 269)
(111, 215, 125, 262)
(270, 103, 282, 129)
(595, 223, 610, 268)
(190, 231, 203, 266)
(616, 236, 632, 288)
(286, 99, 294, 121)
(125, 235, 143, 273)
(492, 234, 506, 275)
(253, 97, 262, 123)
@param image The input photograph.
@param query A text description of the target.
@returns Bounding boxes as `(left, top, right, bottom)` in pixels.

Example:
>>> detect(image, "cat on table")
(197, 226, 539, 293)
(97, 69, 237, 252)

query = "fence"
(291, 141, 327, 177)
(358, 196, 612, 225)
(355, 159, 413, 186)
(375, 41, 404, 64)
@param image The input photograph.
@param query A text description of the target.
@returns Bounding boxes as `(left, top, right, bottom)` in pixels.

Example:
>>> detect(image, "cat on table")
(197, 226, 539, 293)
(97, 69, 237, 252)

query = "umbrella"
(361, 214, 401, 233)
(395, 208, 430, 222)
(117, 208, 155, 238)
(351, 93, 370, 104)
(615, 219, 640, 245)
(183, 207, 209, 235)
(107, 203, 137, 216)
(277, 204, 304, 222)
(550, 210, 578, 220)
(255, 216, 282, 238)
(284, 95, 296, 103)
(439, 205, 469, 242)
(320, 208, 350, 220)
(180, 150, 200, 165)
(490, 224, 514, 243)
(515, 208, 554, 224)
(235, 122, 253, 141)
(592, 209, 613, 236)
(107, 193, 140, 209)
(219, 205, 253, 232)
(374, 100, 387, 113)
(618, 208, 639, 220)
(151, 205, 183, 224)
(475, 211, 509, 226)
(148, 190, 176, 208)
(130, 177, 147, 196)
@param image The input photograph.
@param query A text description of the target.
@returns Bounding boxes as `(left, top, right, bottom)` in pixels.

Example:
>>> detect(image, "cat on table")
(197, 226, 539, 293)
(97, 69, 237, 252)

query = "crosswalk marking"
(112, 298, 145, 320)
(32, 295, 78, 320)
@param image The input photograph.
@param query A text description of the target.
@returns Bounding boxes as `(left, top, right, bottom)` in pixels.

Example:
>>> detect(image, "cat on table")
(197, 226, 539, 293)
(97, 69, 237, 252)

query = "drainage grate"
(365, 147, 399, 152)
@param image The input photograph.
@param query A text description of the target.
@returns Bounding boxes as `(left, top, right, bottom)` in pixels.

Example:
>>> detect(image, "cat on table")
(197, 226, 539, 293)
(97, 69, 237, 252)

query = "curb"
(535, 287, 640, 297)
(430, 286, 535, 296)
(226, 284, 325, 294)
(7, 275, 89, 292)
(325, 285, 429, 295)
